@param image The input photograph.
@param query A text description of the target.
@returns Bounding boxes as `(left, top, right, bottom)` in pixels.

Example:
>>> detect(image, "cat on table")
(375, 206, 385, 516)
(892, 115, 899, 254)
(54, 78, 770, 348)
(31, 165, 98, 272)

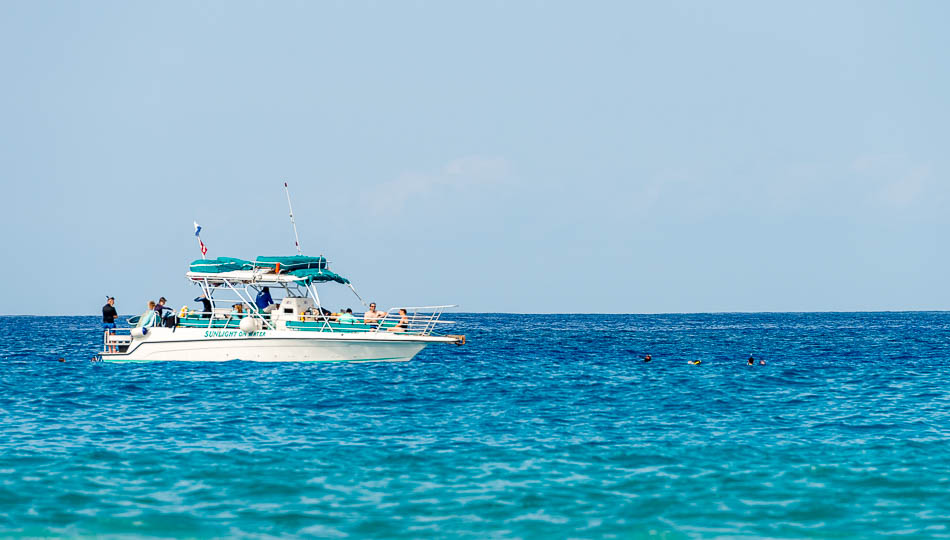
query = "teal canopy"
(289, 268, 349, 285)
(189, 255, 348, 284)
(255, 256, 327, 271)
(190, 257, 253, 273)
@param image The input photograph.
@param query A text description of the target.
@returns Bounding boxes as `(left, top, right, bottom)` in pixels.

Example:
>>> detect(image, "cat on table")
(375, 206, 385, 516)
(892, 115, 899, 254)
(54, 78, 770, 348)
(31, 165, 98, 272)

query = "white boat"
(97, 255, 464, 362)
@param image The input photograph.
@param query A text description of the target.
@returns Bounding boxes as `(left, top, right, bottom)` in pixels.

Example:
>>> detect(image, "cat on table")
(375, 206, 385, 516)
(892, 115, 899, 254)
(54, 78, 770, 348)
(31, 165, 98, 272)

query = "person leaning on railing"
(363, 302, 386, 326)
(155, 297, 176, 327)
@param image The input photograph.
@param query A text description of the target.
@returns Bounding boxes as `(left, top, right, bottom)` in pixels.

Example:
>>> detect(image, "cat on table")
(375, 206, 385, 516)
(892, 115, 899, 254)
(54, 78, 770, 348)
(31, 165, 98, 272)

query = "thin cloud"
(365, 156, 511, 217)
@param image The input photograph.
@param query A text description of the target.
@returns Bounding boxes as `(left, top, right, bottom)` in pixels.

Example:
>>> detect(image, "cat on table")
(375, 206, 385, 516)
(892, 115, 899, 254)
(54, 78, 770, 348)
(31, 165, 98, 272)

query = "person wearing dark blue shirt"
(255, 287, 274, 310)
(194, 294, 212, 318)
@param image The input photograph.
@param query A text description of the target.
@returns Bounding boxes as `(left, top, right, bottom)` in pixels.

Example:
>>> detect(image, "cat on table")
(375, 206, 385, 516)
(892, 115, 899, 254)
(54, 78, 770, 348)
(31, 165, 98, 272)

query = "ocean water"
(1, 313, 949, 538)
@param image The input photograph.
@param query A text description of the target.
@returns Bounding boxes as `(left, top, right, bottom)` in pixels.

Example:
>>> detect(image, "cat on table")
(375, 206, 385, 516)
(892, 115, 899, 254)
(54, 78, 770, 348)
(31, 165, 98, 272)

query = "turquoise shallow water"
(1, 313, 949, 537)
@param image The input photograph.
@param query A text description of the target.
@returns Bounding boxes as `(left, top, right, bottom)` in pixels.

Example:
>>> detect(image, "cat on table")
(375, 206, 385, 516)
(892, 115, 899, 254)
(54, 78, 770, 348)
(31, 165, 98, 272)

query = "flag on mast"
(194, 221, 208, 257)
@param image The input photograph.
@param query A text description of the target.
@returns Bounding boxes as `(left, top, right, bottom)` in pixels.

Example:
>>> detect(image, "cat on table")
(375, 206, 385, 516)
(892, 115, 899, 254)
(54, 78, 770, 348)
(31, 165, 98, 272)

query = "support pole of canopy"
(346, 283, 368, 307)
(284, 182, 303, 256)
(308, 282, 322, 309)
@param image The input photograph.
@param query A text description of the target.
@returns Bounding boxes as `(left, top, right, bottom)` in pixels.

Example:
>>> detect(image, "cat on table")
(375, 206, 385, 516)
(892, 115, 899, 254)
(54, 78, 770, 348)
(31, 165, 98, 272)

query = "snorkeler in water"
(689, 360, 702, 366)
(748, 356, 755, 366)
(644, 354, 652, 362)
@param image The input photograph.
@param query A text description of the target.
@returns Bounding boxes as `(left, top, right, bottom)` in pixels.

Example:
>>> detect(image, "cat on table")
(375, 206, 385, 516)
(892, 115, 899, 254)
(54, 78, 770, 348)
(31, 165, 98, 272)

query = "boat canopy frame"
(187, 270, 361, 330)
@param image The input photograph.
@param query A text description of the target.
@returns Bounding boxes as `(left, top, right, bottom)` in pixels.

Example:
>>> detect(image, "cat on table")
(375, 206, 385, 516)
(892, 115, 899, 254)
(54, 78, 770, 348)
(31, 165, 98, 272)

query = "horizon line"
(2, 309, 949, 317)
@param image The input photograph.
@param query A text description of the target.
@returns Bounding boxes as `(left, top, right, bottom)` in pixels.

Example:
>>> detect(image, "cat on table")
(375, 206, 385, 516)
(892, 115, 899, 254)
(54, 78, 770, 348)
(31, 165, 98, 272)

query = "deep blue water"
(1, 313, 949, 538)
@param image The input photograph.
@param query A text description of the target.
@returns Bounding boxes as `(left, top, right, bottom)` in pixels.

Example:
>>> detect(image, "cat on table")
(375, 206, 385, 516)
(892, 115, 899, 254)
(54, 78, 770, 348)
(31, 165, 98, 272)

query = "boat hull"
(98, 328, 446, 363)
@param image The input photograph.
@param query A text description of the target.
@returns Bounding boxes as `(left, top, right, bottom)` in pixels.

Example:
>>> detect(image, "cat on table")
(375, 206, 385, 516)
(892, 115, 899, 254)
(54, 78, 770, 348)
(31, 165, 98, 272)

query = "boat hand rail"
(101, 327, 132, 353)
(384, 304, 458, 311)
(174, 306, 456, 336)
(374, 305, 456, 336)
(290, 306, 456, 336)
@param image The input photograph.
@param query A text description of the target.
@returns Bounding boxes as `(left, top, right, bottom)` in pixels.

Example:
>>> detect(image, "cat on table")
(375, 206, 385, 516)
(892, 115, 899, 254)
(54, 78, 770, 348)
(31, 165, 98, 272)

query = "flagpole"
(194, 221, 207, 259)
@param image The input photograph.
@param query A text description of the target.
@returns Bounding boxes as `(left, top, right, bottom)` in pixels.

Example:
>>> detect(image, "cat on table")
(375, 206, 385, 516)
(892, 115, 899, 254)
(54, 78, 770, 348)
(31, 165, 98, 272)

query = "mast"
(284, 182, 303, 255)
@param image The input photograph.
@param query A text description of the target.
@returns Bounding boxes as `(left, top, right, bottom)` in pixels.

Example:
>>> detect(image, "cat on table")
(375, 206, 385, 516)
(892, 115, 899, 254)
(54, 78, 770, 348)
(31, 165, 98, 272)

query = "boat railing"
(376, 305, 457, 336)
(102, 327, 133, 353)
(176, 309, 274, 329)
(175, 306, 456, 336)
(289, 305, 456, 336)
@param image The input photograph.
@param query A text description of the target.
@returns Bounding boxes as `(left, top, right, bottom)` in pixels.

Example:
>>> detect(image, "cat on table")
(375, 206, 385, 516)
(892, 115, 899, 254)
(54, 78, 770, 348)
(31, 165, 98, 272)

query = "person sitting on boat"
(255, 287, 274, 311)
(194, 294, 212, 318)
(141, 301, 160, 327)
(338, 308, 357, 324)
(233, 303, 245, 317)
(388, 308, 409, 332)
(363, 302, 387, 325)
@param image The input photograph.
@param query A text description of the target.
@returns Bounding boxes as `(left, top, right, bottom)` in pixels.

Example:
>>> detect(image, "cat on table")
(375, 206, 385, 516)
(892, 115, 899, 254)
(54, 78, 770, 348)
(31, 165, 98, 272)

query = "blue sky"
(1, 1, 948, 315)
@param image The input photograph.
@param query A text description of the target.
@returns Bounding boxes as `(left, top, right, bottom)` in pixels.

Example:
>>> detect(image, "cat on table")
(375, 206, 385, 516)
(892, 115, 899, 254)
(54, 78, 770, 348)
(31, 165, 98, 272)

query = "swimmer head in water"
(644, 354, 652, 362)
(748, 356, 755, 366)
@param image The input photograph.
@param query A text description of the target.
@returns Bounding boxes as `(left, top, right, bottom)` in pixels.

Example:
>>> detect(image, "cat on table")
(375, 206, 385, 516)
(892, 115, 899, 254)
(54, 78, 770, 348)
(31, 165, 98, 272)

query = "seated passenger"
(139, 301, 159, 327)
(255, 287, 274, 311)
(363, 302, 387, 325)
(388, 308, 409, 332)
(338, 308, 357, 323)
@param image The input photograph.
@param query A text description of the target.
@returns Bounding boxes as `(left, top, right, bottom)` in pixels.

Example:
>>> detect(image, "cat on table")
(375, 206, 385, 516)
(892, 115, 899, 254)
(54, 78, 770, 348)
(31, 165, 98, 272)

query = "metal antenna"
(284, 182, 303, 255)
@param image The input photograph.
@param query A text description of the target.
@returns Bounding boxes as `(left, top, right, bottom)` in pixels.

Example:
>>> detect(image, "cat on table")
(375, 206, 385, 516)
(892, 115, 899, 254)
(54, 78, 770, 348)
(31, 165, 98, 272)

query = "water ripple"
(1, 313, 950, 537)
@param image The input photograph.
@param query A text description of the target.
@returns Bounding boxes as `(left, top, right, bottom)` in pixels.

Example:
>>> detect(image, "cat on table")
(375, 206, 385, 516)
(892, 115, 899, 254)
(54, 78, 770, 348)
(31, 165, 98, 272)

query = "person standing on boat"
(194, 294, 212, 318)
(102, 297, 118, 330)
(154, 297, 175, 327)
(255, 287, 274, 311)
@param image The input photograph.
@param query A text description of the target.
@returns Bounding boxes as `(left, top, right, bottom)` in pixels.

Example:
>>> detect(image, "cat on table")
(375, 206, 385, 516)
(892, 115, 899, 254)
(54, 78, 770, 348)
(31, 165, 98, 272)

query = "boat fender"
(239, 317, 261, 334)
(130, 327, 148, 339)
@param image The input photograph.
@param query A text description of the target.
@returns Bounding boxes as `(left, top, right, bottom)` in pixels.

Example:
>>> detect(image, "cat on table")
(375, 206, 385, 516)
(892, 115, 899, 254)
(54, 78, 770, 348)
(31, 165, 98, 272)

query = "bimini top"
(187, 256, 349, 285)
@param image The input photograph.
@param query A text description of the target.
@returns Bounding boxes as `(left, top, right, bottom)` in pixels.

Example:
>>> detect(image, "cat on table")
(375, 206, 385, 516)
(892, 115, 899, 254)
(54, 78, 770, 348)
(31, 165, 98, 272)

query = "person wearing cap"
(102, 297, 118, 330)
